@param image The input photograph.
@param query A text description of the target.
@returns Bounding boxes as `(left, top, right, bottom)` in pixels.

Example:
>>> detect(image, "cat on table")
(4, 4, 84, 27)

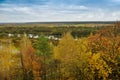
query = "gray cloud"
(0, 2, 120, 22)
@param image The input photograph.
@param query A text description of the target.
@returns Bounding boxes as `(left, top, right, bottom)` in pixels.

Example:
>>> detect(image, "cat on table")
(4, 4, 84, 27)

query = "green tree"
(34, 35, 52, 60)
(34, 35, 53, 80)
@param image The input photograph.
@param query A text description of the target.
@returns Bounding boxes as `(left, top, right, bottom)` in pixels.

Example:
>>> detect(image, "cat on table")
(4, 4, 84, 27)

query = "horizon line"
(0, 20, 119, 24)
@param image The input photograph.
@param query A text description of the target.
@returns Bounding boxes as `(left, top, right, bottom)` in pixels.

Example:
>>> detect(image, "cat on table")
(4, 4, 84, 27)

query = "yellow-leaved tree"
(88, 53, 112, 80)
(54, 32, 91, 80)
(54, 32, 76, 79)
(88, 24, 120, 79)
(0, 39, 20, 80)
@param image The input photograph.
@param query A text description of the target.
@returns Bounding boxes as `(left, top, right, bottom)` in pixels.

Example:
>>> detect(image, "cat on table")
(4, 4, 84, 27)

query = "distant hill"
(0, 21, 116, 24)
(25, 21, 115, 24)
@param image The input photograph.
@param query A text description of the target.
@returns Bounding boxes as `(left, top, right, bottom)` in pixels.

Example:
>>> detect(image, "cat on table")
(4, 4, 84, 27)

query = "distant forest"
(0, 21, 115, 38)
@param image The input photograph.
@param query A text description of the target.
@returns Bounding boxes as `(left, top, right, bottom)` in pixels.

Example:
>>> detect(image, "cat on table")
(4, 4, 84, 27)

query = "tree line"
(0, 25, 103, 38)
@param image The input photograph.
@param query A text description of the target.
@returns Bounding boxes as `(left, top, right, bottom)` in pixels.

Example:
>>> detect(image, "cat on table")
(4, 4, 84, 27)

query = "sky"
(0, 0, 120, 23)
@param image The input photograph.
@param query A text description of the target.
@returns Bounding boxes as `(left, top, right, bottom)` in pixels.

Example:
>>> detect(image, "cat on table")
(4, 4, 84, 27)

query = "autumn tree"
(88, 22, 120, 79)
(0, 39, 21, 80)
(54, 32, 92, 80)
(20, 34, 42, 80)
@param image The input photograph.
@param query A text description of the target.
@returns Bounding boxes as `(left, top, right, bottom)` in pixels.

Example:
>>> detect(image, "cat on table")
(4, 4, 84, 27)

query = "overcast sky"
(0, 0, 120, 23)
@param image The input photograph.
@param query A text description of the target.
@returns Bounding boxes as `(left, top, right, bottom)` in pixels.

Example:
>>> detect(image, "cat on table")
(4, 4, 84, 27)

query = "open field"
(0, 21, 115, 27)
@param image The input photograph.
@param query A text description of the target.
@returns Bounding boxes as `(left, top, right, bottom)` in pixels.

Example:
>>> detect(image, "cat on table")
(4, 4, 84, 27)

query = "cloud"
(0, 3, 88, 17)
(0, 0, 120, 22)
